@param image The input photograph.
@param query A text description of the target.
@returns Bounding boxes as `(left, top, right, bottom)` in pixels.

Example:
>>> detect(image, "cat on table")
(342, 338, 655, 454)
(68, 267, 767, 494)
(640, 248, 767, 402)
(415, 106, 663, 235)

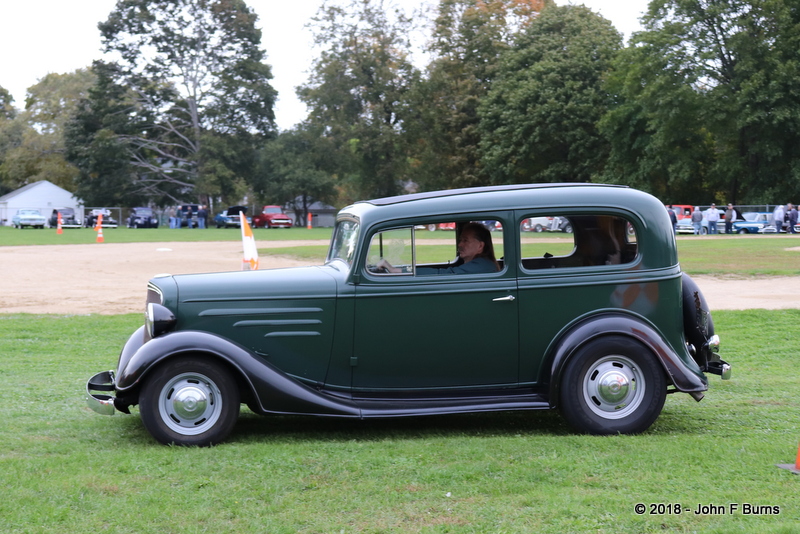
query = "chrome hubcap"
(158, 372, 222, 436)
(582, 355, 645, 419)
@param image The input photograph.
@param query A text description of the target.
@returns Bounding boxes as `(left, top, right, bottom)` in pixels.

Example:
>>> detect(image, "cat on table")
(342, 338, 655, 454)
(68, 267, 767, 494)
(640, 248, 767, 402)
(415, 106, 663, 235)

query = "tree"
(479, 4, 622, 184)
(601, 0, 800, 204)
(65, 62, 150, 207)
(0, 86, 15, 120)
(95, 0, 277, 202)
(407, 0, 548, 191)
(0, 70, 95, 193)
(298, 0, 418, 202)
(255, 126, 337, 226)
(598, 35, 714, 202)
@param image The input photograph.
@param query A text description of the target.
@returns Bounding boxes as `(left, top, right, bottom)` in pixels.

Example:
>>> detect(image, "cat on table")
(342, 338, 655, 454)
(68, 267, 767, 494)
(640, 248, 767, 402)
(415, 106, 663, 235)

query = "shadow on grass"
(105, 398, 713, 447)
(230, 409, 572, 444)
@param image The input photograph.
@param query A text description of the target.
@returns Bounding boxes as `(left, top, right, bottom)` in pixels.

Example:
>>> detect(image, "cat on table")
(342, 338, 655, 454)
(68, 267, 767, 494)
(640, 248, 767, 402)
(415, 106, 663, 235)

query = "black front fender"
(548, 313, 709, 407)
(116, 330, 360, 417)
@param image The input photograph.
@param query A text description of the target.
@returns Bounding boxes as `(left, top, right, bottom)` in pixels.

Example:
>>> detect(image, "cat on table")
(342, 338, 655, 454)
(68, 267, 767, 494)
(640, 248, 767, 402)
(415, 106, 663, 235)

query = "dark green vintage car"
(87, 184, 730, 445)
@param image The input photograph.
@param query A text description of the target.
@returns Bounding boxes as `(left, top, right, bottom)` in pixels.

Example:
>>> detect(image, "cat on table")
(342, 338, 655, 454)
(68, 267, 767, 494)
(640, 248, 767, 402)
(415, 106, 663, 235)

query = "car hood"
(162, 265, 341, 308)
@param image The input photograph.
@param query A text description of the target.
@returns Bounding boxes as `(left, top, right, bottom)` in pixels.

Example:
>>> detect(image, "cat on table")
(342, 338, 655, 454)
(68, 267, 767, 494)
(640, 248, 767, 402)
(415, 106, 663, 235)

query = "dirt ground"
(1, 241, 799, 314)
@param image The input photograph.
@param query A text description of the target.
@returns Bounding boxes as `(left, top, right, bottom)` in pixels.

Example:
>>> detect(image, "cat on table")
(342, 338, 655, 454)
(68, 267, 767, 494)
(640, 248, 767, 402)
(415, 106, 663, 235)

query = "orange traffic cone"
(307, 214, 312, 230)
(95, 213, 104, 243)
(777, 442, 800, 474)
(56, 212, 63, 234)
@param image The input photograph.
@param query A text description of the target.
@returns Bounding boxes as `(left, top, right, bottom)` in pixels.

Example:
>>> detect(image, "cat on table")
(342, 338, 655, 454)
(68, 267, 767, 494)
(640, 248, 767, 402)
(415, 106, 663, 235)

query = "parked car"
(84, 209, 119, 228)
(178, 204, 199, 228)
(756, 211, 799, 233)
(127, 207, 159, 228)
(732, 212, 771, 234)
(676, 208, 727, 234)
(546, 216, 573, 233)
(214, 206, 251, 228)
(521, 217, 551, 232)
(87, 184, 730, 446)
(252, 205, 293, 228)
(670, 205, 694, 220)
(49, 207, 81, 228)
(12, 209, 47, 229)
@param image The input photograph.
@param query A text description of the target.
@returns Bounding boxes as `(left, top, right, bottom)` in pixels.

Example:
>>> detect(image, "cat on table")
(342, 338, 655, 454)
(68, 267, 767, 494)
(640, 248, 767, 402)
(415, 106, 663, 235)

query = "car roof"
(362, 183, 628, 207)
(343, 184, 643, 224)
(338, 183, 678, 268)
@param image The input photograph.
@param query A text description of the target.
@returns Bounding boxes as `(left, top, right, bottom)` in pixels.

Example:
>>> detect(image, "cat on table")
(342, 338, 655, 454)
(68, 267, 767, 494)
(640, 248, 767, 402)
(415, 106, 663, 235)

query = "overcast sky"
(0, 1, 648, 130)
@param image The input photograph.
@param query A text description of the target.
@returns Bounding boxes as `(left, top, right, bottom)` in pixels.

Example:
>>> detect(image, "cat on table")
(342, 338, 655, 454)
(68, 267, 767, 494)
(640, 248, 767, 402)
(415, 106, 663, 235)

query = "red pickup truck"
(252, 205, 293, 228)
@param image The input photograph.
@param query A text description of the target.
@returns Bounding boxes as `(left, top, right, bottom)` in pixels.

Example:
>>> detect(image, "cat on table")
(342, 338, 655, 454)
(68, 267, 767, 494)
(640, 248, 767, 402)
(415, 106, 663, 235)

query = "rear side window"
(520, 215, 637, 270)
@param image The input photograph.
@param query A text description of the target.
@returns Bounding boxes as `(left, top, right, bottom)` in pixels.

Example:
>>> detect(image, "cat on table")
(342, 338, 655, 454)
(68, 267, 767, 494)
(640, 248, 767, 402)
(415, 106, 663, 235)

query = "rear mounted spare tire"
(681, 273, 714, 369)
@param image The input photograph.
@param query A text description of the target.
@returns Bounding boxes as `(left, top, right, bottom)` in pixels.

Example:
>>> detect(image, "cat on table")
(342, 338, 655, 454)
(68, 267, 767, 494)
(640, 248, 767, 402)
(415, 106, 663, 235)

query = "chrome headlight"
(146, 302, 176, 339)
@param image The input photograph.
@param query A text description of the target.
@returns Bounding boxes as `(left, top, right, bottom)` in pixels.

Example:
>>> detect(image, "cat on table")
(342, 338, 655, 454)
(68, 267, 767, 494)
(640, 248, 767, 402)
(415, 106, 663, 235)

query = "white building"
(0, 180, 83, 227)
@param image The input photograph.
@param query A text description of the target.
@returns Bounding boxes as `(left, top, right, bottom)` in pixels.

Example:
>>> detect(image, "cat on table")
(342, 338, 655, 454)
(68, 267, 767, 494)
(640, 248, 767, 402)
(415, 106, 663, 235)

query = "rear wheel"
(560, 336, 666, 435)
(139, 356, 240, 446)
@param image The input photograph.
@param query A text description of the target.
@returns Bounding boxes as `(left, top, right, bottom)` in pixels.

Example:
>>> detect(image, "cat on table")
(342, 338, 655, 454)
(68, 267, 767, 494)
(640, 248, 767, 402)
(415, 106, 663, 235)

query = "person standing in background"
(724, 203, 736, 234)
(197, 205, 207, 229)
(691, 206, 703, 235)
(787, 203, 798, 234)
(666, 205, 678, 234)
(705, 204, 720, 234)
(773, 204, 786, 233)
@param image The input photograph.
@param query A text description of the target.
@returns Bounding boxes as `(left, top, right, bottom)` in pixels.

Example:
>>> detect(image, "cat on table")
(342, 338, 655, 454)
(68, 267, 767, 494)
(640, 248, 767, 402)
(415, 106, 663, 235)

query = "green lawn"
(0, 311, 798, 533)
(1, 232, 799, 531)
(0, 225, 333, 246)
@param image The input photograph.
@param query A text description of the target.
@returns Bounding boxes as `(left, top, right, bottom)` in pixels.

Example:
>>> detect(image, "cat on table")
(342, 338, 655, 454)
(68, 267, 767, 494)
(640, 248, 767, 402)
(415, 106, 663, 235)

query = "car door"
(351, 223, 519, 392)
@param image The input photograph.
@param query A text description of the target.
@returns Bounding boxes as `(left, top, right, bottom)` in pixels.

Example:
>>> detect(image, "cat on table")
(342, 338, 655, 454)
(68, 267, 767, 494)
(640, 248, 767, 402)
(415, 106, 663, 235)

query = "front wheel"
(559, 336, 666, 435)
(139, 356, 240, 446)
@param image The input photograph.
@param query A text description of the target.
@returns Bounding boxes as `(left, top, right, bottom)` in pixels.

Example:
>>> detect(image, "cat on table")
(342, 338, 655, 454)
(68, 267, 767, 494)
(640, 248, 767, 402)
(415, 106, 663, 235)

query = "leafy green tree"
(0, 70, 95, 192)
(479, 4, 621, 184)
(96, 0, 277, 201)
(0, 86, 15, 120)
(298, 0, 418, 202)
(255, 126, 337, 226)
(601, 0, 800, 204)
(598, 35, 714, 202)
(65, 62, 151, 207)
(0, 86, 19, 195)
(407, 0, 548, 190)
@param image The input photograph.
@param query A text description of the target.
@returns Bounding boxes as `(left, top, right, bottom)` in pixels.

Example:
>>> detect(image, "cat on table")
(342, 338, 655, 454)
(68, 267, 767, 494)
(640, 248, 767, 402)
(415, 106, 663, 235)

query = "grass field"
(1, 227, 800, 532)
(0, 225, 334, 246)
(0, 311, 798, 533)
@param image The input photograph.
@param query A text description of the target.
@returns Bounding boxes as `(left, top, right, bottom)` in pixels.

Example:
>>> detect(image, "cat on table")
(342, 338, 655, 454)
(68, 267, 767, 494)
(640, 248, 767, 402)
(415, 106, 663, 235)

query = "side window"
(520, 215, 637, 270)
(366, 220, 505, 276)
(366, 228, 414, 275)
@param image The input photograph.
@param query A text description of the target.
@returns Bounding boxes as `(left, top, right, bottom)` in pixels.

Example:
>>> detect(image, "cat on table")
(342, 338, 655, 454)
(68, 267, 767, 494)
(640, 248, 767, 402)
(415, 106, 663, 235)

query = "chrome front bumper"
(86, 370, 117, 415)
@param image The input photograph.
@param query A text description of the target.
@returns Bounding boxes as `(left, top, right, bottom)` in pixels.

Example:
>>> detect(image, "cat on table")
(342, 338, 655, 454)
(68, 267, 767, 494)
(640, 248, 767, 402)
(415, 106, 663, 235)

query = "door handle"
(492, 295, 516, 302)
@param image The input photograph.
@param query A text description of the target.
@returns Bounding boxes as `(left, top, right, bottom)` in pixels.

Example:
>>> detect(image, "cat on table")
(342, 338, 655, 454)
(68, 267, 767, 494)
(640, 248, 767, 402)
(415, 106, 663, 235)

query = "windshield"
(264, 207, 282, 214)
(327, 219, 360, 266)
